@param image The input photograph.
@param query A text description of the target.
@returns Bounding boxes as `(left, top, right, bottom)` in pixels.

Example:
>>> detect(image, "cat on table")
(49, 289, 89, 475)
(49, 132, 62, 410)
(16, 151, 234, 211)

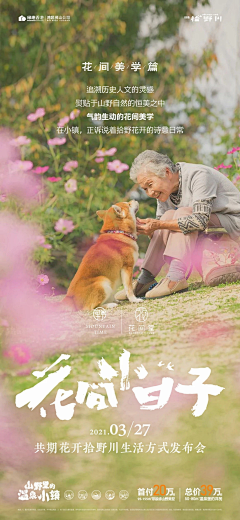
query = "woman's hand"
(136, 218, 161, 236)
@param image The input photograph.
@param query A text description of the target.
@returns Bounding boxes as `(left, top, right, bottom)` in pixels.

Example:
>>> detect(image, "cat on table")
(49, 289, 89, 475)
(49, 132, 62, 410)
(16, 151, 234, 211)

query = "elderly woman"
(116, 150, 240, 300)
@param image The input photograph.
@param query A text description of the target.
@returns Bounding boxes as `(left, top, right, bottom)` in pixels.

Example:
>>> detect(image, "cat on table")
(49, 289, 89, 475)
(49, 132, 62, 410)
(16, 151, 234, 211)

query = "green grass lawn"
(1, 281, 240, 520)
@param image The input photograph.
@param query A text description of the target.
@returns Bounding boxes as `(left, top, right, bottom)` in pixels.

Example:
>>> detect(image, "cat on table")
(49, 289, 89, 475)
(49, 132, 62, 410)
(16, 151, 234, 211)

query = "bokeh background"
(1, 1, 240, 519)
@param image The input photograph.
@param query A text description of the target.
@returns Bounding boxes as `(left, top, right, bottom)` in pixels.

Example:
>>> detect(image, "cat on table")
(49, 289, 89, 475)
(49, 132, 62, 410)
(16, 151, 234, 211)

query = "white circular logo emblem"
(119, 490, 129, 500)
(91, 490, 101, 500)
(64, 490, 74, 500)
(135, 306, 148, 322)
(105, 490, 115, 500)
(93, 307, 107, 321)
(78, 490, 88, 500)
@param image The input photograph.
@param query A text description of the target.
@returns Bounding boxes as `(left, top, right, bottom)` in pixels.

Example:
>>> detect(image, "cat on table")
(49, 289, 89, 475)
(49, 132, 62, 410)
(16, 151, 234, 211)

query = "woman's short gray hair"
(130, 150, 179, 182)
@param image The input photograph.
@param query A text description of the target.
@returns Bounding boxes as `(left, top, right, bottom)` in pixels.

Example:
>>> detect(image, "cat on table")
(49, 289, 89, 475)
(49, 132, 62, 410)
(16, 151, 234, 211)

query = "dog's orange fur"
(62, 200, 142, 311)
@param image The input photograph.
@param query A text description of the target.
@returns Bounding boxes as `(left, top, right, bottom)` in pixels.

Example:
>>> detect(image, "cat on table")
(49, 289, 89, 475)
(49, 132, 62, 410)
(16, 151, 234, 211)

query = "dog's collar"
(103, 230, 137, 241)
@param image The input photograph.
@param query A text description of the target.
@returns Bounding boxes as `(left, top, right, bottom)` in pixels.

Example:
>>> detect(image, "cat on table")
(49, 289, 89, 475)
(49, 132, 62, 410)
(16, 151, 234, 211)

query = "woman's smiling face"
(137, 168, 178, 203)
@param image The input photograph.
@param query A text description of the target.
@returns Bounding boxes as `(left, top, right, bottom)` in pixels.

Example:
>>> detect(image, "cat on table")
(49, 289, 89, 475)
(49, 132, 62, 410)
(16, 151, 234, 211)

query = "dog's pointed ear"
(112, 205, 126, 218)
(96, 210, 107, 220)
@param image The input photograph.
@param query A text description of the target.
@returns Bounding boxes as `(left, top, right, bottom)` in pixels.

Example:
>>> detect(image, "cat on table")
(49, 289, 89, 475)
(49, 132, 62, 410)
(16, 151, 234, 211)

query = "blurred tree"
(211, 104, 240, 178)
(2, 0, 224, 285)
(1, 0, 213, 167)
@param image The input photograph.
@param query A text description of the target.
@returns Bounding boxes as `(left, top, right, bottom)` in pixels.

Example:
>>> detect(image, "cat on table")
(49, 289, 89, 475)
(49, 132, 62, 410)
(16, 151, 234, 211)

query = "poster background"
(1, 0, 240, 518)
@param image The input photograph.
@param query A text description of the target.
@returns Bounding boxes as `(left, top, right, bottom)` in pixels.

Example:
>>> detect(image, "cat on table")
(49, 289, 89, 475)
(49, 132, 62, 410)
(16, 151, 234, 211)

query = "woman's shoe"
(145, 278, 188, 299)
(204, 265, 240, 287)
(115, 279, 157, 301)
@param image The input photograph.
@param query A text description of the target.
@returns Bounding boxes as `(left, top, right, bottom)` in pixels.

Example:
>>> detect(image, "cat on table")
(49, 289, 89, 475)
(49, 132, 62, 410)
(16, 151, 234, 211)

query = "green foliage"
(211, 105, 240, 182)
(3, 0, 229, 286)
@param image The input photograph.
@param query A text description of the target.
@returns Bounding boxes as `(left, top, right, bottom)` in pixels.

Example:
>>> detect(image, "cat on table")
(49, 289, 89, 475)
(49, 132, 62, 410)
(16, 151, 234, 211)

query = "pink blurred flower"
(107, 159, 129, 173)
(36, 235, 45, 245)
(0, 214, 36, 281)
(0, 194, 7, 202)
(36, 107, 45, 117)
(0, 211, 76, 366)
(63, 160, 78, 171)
(104, 147, 117, 156)
(5, 344, 32, 364)
(227, 147, 240, 154)
(37, 274, 49, 285)
(1, 173, 38, 201)
(47, 176, 61, 182)
(54, 218, 75, 234)
(36, 235, 52, 249)
(27, 107, 45, 122)
(48, 137, 66, 146)
(32, 166, 49, 174)
(10, 136, 31, 146)
(95, 157, 104, 163)
(133, 269, 140, 277)
(10, 160, 33, 171)
(65, 178, 77, 193)
(0, 133, 39, 201)
(96, 147, 117, 157)
(58, 116, 70, 126)
(135, 258, 144, 267)
(70, 109, 80, 120)
(215, 163, 232, 170)
(0, 130, 20, 172)
(233, 175, 240, 184)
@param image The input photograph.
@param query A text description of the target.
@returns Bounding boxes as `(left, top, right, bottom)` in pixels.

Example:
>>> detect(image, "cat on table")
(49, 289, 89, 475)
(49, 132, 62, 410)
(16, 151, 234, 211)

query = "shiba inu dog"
(62, 200, 142, 311)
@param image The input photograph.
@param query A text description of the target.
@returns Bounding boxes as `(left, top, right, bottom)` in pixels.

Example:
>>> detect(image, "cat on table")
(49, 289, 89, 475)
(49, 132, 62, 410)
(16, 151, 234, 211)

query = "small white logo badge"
(64, 490, 74, 500)
(93, 307, 107, 321)
(105, 490, 115, 500)
(78, 490, 88, 500)
(119, 490, 129, 500)
(91, 490, 101, 500)
(135, 306, 148, 322)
